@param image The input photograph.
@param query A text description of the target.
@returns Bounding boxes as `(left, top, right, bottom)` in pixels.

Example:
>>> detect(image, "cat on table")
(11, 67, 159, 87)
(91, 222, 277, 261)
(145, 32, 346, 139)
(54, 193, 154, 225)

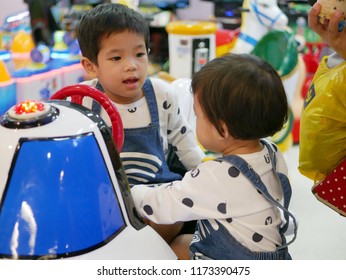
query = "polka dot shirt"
(131, 143, 288, 252)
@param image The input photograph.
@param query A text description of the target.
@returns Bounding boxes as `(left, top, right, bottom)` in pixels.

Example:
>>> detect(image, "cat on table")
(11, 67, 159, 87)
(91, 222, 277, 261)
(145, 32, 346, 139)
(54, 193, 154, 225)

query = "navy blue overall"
(95, 79, 182, 185)
(190, 140, 297, 260)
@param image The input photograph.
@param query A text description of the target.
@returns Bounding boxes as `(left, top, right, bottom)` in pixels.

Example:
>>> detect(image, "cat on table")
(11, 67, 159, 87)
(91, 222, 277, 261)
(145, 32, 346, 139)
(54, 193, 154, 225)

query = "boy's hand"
(308, 2, 346, 60)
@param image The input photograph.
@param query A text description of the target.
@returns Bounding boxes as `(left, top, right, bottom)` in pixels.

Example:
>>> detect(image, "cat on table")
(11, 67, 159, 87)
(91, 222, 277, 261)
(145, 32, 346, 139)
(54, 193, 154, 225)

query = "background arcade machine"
(0, 1, 88, 106)
(11, 44, 64, 103)
(138, 0, 191, 68)
(0, 61, 16, 116)
(23, 0, 61, 47)
(202, 0, 243, 30)
(0, 10, 33, 116)
(1, 9, 34, 73)
(199, 0, 243, 56)
(165, 20, 217, 79)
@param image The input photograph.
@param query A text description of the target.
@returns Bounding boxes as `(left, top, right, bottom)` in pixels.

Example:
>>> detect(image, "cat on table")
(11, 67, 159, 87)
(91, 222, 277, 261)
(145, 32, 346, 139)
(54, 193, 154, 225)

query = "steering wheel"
(50, 84, 124, 152)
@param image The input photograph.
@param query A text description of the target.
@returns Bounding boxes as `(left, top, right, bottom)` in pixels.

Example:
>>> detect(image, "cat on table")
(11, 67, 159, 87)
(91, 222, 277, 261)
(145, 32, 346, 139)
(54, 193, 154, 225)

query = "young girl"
(131, 53, 297, 260)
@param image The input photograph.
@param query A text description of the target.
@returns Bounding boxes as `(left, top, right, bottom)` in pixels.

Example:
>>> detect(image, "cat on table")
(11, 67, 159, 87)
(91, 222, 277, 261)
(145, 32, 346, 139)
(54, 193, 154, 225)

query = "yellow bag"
(299, 56, 346, 183)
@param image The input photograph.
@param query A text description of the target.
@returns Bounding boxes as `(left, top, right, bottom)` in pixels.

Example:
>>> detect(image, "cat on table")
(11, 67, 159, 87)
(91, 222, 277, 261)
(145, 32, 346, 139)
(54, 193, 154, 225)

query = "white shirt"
(81, 77, 205, 171)
(132, 142, 289, 252)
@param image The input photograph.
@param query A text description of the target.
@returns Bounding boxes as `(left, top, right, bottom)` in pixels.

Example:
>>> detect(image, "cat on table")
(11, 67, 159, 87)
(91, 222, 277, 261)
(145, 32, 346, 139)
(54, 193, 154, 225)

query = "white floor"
(283, 145, 346, 260)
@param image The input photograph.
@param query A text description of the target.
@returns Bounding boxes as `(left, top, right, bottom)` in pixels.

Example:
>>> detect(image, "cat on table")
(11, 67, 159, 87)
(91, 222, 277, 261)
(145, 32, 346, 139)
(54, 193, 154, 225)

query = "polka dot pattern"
(138, 150, 292, 253)
(182, 198, 194, 207)
(163, 100, 171, 110)
(312, 159, 346, 215)
(217, 203, 227, 214)
(228, 166, 240, 177)
(143, 205, 153, 215)
(252, 232, 263, 242)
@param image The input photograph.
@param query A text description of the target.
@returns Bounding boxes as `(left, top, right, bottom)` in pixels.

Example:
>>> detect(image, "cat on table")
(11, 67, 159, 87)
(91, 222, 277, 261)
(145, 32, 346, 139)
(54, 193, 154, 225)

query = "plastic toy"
(9, 30, 35, 71)
(230, 0, 307, 151)
(317, 0, 346, 23)
(0, 85, 176, 260)
(11, 42, 85, 104)
(231, 0, 288, 54)
(11, 46, 63, 103)
(52, 30, 69, 52)
(1, 10, 31, 50)
(51, 84, 124, 152)
(10, 30, 35, 55)
(250, 29, 305, 149)
(215, 28, 240, 57)
(0, 60, 16, 116)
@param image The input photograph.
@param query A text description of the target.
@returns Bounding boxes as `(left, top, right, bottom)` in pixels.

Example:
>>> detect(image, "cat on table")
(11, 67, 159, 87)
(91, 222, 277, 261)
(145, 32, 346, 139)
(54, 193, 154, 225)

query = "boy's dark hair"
(191, 53, 288, 140)
(77, 3, 150, 65)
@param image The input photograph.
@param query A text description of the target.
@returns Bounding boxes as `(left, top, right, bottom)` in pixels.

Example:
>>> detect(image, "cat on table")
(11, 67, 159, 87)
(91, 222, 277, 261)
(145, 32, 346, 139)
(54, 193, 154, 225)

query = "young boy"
(77, 3, 205, 244)
(131, 53, 297, 260)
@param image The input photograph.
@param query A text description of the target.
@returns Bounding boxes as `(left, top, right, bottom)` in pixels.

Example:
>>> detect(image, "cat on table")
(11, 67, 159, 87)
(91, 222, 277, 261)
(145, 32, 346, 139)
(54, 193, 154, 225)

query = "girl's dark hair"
(191, 53, 288, 140)
(77, 3, 150, 65)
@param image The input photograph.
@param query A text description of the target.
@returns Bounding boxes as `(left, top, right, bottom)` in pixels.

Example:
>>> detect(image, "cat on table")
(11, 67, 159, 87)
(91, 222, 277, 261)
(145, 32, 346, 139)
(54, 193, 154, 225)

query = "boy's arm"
(308, 3, 346, 60)
(166, 95, 205, 170)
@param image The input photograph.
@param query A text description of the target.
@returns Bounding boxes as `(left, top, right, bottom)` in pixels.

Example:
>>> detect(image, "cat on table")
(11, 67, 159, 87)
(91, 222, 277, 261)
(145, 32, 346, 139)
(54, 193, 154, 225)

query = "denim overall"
(94, 79, 182, 185)
(190, 140, 297, 260)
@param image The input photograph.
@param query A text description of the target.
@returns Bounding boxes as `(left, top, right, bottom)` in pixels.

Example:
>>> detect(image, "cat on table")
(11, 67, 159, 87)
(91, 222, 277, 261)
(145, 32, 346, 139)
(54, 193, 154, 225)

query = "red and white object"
(312, 158, 346, 217)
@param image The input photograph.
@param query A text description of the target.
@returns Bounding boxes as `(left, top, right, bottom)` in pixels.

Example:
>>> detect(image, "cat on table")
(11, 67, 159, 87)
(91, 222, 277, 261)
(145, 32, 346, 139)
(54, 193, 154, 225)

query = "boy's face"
(82, 30, 149, 104)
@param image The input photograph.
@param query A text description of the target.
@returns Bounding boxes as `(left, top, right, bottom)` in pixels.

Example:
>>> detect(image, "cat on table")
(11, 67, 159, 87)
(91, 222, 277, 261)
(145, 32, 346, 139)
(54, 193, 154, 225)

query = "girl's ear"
(220, 121, 230, 139)
(80, 57, 97, 78)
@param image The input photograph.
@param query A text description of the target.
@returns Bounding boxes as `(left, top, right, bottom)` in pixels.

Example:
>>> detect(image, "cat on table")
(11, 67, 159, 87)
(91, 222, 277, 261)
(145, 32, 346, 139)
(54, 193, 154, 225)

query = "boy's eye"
(111, 56, 121, 61)
(136, 52, 146, 58)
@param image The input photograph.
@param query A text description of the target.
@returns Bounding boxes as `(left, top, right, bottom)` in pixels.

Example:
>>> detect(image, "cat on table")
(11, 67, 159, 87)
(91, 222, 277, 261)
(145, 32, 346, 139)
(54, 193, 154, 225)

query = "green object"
(267, 107, 294, 145)
(251, 30, 298, 77)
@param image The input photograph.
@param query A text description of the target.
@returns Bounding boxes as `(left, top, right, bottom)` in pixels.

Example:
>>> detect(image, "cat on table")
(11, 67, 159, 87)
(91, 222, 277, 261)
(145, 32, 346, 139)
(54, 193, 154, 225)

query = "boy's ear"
(80, 57, 97, 78)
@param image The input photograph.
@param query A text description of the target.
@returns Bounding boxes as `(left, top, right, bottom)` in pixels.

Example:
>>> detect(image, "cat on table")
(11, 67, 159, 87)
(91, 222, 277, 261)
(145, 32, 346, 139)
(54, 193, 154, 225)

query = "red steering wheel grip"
(50, 84, 124, 152)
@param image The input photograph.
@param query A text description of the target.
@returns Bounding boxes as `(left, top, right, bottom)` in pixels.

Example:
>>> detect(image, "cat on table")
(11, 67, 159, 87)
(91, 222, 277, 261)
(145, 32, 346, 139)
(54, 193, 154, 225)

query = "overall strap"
(142, 78, 160, 126)
(221, 146, 297, 248)
(260, 139, 294, 234)
(90, 81, 104, 114)
(92, 79, 160, 126)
